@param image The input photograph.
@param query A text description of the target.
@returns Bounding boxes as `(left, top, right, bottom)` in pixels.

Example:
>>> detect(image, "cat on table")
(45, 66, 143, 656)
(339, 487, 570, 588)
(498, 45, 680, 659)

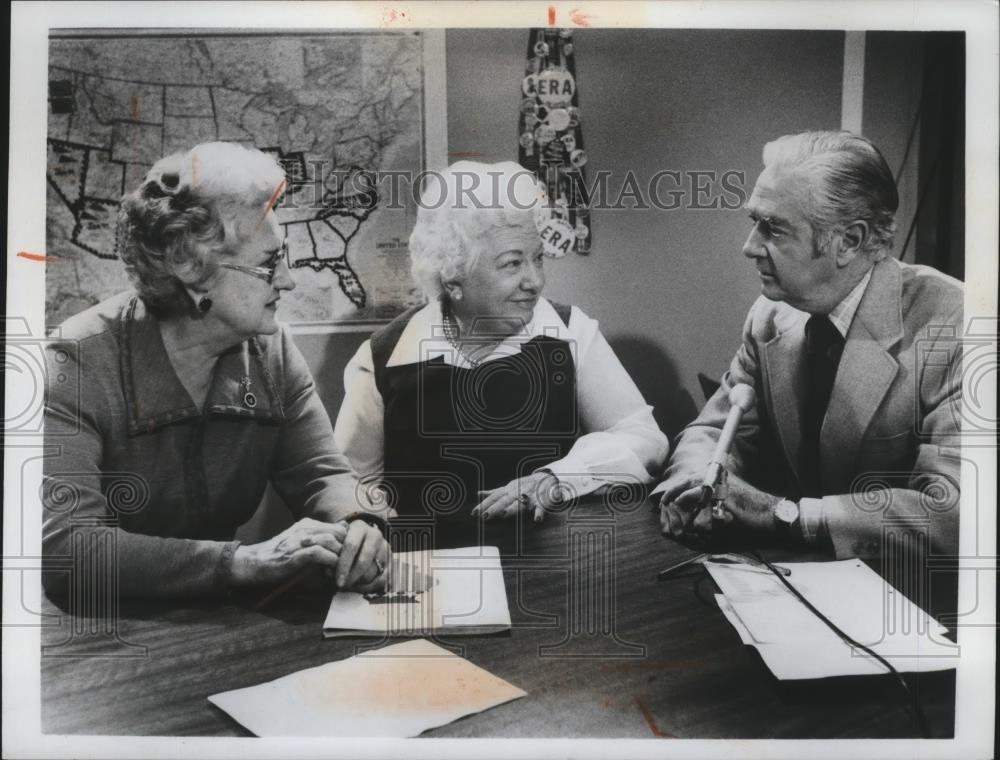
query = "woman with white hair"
(334, 161, 668, 543)
(43, 142, 389, 597)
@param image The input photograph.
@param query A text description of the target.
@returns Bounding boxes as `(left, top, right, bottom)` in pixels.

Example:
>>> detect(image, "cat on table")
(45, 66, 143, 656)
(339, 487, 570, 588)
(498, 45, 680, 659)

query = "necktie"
(800, 315, 845, 497)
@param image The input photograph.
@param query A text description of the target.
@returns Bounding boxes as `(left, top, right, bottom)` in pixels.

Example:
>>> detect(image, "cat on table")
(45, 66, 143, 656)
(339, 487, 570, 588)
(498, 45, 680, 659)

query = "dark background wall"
(239, 29, 965, 539)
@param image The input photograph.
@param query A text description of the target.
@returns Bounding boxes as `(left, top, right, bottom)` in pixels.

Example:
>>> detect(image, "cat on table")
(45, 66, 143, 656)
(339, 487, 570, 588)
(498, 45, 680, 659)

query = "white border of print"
(5, 3, 997, 760)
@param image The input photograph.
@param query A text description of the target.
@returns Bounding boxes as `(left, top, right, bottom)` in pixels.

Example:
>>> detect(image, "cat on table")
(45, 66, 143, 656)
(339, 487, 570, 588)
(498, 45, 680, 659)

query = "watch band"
(343, 511, 389, 539)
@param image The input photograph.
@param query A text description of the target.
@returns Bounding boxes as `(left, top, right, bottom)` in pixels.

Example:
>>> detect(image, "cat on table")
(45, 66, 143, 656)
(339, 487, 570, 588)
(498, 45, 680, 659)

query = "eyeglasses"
(220, 243, 288, 284)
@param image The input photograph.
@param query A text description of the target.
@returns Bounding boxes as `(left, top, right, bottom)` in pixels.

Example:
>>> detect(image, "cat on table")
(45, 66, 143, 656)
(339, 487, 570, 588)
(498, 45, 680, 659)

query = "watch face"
(775, 500, 799, 524)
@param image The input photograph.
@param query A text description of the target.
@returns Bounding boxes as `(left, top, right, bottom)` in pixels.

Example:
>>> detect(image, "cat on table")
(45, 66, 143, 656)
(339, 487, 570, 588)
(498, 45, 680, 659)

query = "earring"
(450, 287, 463, 302)
(197, 296, 213, 314)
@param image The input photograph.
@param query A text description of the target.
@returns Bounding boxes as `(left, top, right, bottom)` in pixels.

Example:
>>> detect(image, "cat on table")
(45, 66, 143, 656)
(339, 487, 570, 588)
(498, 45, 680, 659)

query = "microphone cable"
(748, 550, 932, 739)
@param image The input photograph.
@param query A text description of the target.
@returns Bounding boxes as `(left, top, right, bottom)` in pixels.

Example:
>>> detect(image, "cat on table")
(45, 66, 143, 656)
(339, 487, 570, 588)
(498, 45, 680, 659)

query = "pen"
(656, 552, 792, 581)
(706, 553, 792, 576)
(254, 566, 315, 610)
(657, 553, 707, 581)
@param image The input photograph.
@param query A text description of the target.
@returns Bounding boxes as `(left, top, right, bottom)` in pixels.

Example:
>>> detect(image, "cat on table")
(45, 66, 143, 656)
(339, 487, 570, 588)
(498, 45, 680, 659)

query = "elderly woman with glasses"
(334, 161, 668, 544)
(42, 142, 389, 598)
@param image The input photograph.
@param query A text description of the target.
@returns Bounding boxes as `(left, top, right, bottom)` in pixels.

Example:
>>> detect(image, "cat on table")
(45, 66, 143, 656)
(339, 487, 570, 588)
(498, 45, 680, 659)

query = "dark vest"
(371, 302, 577, 545)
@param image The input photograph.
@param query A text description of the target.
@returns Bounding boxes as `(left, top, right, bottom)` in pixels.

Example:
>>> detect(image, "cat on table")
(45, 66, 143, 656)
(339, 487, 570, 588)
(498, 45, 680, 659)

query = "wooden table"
(40, 498, 956, 738)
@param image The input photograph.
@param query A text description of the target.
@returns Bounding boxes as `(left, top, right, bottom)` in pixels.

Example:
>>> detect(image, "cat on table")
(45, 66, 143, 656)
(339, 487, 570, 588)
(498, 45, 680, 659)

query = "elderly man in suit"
(657, 131, 963, 558)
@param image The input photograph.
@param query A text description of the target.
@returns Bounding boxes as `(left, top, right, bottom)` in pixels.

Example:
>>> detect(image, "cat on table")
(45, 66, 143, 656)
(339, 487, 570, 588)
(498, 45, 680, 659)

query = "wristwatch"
(773, 499, 800, 537)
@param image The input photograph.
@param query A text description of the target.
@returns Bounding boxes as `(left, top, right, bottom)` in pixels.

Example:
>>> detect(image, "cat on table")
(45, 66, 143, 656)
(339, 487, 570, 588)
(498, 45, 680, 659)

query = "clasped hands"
(471, 471, 564, 523)
(659, 472, 781, 545)
(231, 517, 391, 593)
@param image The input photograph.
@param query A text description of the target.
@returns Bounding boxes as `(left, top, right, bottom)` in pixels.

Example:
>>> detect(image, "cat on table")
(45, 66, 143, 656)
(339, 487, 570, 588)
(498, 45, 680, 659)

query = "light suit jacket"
(660, 257, 963, 558)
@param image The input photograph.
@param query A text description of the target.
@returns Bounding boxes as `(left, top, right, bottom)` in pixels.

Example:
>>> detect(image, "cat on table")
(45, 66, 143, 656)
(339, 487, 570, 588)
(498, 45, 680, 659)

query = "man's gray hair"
(763, 131, 899, 260)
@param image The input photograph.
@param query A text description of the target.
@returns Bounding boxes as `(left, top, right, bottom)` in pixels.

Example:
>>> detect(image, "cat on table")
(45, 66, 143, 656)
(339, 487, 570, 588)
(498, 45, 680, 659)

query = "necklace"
(240, 341, 258, 408)
(442, 299, 488, 368)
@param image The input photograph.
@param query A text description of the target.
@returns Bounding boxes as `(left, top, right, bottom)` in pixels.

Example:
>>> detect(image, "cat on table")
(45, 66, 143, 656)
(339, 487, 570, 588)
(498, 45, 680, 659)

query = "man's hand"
(471, 471, 564, 524)
(658, 475, 706, 537)
(659, 473, 782, 545)
(714, 474, 783, 536)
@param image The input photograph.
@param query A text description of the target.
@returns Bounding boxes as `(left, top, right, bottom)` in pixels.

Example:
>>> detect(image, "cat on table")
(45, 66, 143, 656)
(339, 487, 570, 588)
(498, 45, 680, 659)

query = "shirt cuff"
(536, 459, 603, 499)
(799, 497, 824, 544)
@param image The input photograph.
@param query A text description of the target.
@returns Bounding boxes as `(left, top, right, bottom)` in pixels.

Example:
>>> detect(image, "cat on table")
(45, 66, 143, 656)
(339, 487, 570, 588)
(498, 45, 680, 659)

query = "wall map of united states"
(45, 34, 427, 326)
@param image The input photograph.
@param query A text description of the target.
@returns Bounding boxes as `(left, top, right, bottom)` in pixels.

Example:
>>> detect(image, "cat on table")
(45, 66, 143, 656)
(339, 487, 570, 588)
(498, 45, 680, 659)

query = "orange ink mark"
(548, 5, 556, 24)
(633, 696, 674, 738)
(130, 94, 139, 120)
(17, 252, 60, 263)
(191, 154, 200, 189)
(570, 8, 593, 26)
(380, 7, 408, 26)
(448, 151, 483, 159)
(266, 178, 286, 212)
(255, 178, 287, 231)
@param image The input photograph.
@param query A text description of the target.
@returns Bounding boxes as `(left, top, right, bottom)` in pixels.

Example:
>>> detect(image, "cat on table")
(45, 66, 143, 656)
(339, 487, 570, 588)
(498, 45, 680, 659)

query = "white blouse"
(333, 298, 669, 499)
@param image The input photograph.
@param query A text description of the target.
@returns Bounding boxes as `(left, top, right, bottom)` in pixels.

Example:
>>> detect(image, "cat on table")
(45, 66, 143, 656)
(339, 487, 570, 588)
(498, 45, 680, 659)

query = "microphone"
(701, 383, 756, 506)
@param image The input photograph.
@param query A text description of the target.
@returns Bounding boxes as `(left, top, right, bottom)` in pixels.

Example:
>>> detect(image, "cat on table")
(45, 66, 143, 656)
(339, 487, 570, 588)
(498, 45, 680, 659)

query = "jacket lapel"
(761, 307, 808, 482)
(821, 258, 904, 489)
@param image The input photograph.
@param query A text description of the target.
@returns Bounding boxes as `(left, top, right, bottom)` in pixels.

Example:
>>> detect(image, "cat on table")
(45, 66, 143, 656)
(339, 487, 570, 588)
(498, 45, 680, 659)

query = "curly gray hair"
(116, 142, 286, 316)
(408, 161, 550, 299)
(762, 131, 899, 260)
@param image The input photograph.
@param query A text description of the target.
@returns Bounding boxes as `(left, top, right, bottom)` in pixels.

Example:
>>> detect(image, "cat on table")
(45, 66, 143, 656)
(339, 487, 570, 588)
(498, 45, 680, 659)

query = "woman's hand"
(230, 517, 348, 587)
(230, 517, 391, 592)
(334, 519, 391, 593)
(471, 471, 564, 523)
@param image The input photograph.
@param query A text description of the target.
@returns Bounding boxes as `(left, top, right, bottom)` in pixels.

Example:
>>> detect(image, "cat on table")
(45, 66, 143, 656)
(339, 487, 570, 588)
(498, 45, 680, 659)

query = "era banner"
(518, 29, 591, 255)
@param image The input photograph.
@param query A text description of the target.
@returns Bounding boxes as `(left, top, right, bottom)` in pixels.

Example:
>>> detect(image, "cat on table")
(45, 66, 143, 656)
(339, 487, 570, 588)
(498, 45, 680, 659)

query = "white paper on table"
(708, 559, 959, 679)
(324, 546, 511, 637)
(715, 595, 754, 645)
(207, 639, 527, 737)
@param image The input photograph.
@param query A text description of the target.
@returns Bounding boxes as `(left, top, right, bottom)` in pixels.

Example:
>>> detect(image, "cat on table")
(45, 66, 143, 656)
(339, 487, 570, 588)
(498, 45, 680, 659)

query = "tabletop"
(40, 495, 957, 739)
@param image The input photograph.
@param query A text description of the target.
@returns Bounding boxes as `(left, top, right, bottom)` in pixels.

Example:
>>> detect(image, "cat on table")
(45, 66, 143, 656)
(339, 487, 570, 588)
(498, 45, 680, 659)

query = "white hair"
(117, 142, 286, 315)
(408, 161, 550, 299)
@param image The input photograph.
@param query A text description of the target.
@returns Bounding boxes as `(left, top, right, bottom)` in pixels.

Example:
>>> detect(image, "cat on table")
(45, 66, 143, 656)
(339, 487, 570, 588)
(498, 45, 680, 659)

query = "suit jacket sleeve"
(659, 301, 767, 493)
(819, 308, 962, 558)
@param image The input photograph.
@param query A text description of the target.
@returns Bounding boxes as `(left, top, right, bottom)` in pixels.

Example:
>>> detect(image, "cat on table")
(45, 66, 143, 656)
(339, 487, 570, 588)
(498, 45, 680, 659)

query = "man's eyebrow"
(745, 209, 786, 229)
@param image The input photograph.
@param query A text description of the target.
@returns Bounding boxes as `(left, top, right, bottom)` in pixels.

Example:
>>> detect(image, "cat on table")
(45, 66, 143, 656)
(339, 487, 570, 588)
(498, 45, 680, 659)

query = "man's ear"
(836, 220, 870, 267)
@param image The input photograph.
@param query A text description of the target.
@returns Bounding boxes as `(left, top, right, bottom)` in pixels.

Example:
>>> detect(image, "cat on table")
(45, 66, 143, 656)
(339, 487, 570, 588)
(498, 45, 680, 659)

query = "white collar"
(385, 297, 570, 369)
(826, 266, 874, 338)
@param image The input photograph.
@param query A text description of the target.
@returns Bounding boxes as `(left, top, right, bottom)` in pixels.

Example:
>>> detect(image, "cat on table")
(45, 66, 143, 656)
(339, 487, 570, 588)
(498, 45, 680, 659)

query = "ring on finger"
(518, 494, 531, 509)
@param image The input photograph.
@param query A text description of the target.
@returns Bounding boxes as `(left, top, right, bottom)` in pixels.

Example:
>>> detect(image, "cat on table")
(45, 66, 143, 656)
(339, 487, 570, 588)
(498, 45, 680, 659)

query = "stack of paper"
(208, 639, 527, 736)
(324, 546, 511, 637)
(708, 559, 958, 680)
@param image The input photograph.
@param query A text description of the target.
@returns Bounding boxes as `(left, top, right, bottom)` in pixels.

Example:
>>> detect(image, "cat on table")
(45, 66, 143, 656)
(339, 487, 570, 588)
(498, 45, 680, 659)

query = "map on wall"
(46, 32, 442, 329)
